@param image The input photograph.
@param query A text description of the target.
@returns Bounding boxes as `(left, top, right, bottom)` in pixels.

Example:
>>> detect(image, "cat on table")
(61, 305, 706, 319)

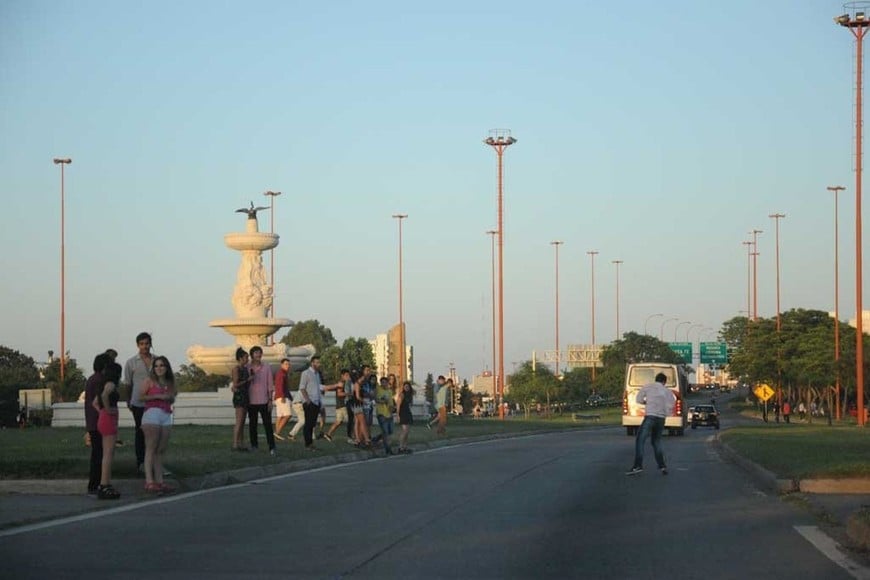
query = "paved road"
(1, 419, 858, 579)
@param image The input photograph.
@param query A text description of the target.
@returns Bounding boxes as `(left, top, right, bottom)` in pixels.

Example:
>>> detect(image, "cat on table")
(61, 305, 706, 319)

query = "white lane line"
(795, 525, 870, 579)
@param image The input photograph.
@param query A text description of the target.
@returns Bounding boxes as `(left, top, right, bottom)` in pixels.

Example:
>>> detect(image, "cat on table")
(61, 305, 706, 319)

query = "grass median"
(720, 423, 870, 479)
(1, 410, 620, 480)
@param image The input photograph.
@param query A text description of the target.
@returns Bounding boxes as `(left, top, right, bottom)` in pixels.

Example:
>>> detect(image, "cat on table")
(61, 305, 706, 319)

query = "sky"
(0, 0, 863, 382)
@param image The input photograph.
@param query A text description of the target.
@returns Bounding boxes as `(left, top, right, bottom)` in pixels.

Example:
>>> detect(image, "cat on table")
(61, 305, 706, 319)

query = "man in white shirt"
(627, 372, 676, 476)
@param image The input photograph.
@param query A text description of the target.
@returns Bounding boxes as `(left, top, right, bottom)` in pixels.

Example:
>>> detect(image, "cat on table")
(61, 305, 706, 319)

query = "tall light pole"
(393, 214, 408, 385)
(484, 129, 516, 419)
(769, 213, 786, 332)
(687, 323, 703, 343)
(837, 7, 869, 427)
(53, 157, 71, 383)
(742, 240, 752, 321)
(486, 230, 498, 401)
(587, 250, 599, 380)
(612, 260, 623, 340)
(551, 241, 564, 376)
(264, 190, 282, 345)
(660, 317, 678, 341)
(750, 229, 763, 321)
(828, 185, 846, 420)
(644, 313, 663, 335)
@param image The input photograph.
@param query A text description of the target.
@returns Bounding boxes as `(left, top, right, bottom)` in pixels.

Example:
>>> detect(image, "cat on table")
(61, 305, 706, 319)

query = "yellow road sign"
(754, 383, 775, 402)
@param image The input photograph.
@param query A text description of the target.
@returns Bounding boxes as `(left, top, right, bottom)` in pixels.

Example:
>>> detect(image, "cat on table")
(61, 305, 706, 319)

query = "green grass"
(721, 424, 870, 479)
(1, 411, 619, 480)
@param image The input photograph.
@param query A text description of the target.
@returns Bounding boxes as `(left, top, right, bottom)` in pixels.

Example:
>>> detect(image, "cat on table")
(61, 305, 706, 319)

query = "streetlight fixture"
(486, 230, 498, 401)
(264, 190, 282, 345)
(644, 313, 663, 335)
(53, 157, 71, 383)
(484, 129, 517, 419)
(674, 321, 691, 342)
(687, 323, 703, 343)
(392, 214, 408, 385)
(660, 317, 678, 341)
(612, 260, 623, 340)
(587, 250, 599, 380)
(750, 229, 763, 321)
(827, 185, 846, 420)
(836, 6, 869, 426)
(551, 241, 564, 376)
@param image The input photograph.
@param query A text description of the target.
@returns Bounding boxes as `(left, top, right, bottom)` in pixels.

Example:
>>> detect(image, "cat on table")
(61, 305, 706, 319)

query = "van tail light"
(622, 392, 628, 415)
(675, 397, 682, 416)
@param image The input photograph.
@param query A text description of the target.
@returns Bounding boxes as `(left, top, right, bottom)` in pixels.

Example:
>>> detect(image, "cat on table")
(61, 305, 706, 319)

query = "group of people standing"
(84, 332, 177, 499)
(230, 353, 417, 456)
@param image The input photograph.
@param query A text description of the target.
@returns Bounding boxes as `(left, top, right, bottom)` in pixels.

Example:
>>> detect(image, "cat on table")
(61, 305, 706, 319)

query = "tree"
(506, 361, 560, 416)
(424, 373, 434, 405)
(0, 346, 41, 426)
(459, 380, 473, 412)
(175, 364, 229, 393)
(279, 319, 337, 355)
(318, 338, 374, 383)
(592, 332, 685, 399)
(42, 357, 86, 403)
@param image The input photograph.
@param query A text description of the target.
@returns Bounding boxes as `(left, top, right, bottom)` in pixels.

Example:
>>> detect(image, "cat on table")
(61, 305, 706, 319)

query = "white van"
(622, 362, 688, 436)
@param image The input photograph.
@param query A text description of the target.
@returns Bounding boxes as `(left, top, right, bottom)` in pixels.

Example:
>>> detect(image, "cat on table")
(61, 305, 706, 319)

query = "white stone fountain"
(187, 204, 314, 375)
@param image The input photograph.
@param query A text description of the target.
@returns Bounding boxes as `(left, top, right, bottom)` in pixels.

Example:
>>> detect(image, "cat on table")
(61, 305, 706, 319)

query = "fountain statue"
(187, 203, 314, 375)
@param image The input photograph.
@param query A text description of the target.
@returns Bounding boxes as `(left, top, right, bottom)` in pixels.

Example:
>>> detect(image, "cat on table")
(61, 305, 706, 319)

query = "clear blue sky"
(0, 1, 860, 381)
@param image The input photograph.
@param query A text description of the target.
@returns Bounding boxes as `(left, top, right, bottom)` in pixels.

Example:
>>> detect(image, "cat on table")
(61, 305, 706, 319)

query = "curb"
(712, 435, 797, 494)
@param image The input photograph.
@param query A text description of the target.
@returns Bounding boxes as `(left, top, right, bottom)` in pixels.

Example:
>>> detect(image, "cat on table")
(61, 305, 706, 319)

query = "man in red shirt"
(273, 358, 292, 440)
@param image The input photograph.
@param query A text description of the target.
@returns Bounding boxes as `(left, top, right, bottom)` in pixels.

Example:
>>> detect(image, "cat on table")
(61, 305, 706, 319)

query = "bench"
(572, 413, 601, 422)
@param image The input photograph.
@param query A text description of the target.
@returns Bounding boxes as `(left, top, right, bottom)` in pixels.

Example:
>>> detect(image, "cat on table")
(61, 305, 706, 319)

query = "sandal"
(97, 485, 121, 500)
(144, 482, 161, 493)
(158, 482, 175, 494)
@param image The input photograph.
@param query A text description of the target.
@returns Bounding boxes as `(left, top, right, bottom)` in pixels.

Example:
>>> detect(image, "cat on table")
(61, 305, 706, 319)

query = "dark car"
(691, 404, 720, 429)
(586, 394, 605, 407)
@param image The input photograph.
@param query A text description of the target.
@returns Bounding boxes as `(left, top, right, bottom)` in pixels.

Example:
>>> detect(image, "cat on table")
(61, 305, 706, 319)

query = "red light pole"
(612, 260, 623, 340)
(393, 214, 408, 385)
(587, 251, 599, 380)
(53, 157, 71, 383)
(551, 241, 563, 376)
(487, 230, 498, 401)
(750, 229, 763, 321)
(770, 213, 786, 404)
(484, 130, 516, 419)
(828, 185, 846, 420)
(264, 190, 282, 345)
(837, 6, 869, 426)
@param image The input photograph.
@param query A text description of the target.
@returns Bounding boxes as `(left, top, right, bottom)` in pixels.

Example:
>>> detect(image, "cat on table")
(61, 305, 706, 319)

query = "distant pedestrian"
(798, 401, 806, 421)
(782, 401, 791, 424)
(230, 347, 251, 451)
(626, 372, 675, 476)
(273, 358, 293, 441)
(85, 353, 110, 497)
(351, 371, 371, 447)
(396, 380, 414, 454)
(93, 362, 122, 499)
(324, 369, 351, 442)
(247, 346, 276, 456)
(374, 376, 396, 455)
(122, 331, 154, 474)
(433, 376, 449, 435)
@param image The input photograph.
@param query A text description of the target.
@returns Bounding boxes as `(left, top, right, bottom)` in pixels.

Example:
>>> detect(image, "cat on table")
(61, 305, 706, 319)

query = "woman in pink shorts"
(139, 356, 177, 494)
(93, 362, 122, 499)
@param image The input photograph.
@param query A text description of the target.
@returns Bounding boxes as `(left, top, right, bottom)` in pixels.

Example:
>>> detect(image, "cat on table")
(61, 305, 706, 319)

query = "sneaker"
(274, 432, 285, 441)
(625, 467, 643, 476)
(288, 436, 296, 442)
(323, 433, 333, 442)
(426, 422, 432, 430)
(661, 467, 669, 475)
(269, 449, 277, 457)
(163, 469, 173, 477)
(306, 446, 319, 452)
(87, 487, 99, 498)
(347, 438, 356, 445)
(316, 432, 325, 440)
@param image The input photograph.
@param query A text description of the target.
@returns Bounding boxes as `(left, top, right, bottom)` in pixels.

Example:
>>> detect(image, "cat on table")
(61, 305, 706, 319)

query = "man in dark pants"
(85, 353, 110, 496)
(122, 332, 154, 473)
(298, 356, 341, 450)
(627, 372, 676, 476)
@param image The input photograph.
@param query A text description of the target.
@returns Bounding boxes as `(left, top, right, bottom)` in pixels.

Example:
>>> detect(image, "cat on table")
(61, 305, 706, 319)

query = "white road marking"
(795, 525, 870, 579)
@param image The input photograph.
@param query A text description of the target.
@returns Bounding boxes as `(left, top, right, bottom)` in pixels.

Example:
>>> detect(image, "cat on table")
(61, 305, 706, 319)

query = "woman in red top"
(93, 362, 122, 499)
(139, 356, 177, 493)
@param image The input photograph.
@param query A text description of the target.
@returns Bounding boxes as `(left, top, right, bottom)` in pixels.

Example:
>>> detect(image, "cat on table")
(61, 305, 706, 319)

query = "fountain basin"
(224, 232, 278, 252)
(209, 318, 292, 337)
(187, 343, 315, 376)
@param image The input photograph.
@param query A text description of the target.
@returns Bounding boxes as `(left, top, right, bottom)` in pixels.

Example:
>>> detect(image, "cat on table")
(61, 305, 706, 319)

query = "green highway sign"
(700, 342, 728, 365)
(668, 342, 692, 362)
